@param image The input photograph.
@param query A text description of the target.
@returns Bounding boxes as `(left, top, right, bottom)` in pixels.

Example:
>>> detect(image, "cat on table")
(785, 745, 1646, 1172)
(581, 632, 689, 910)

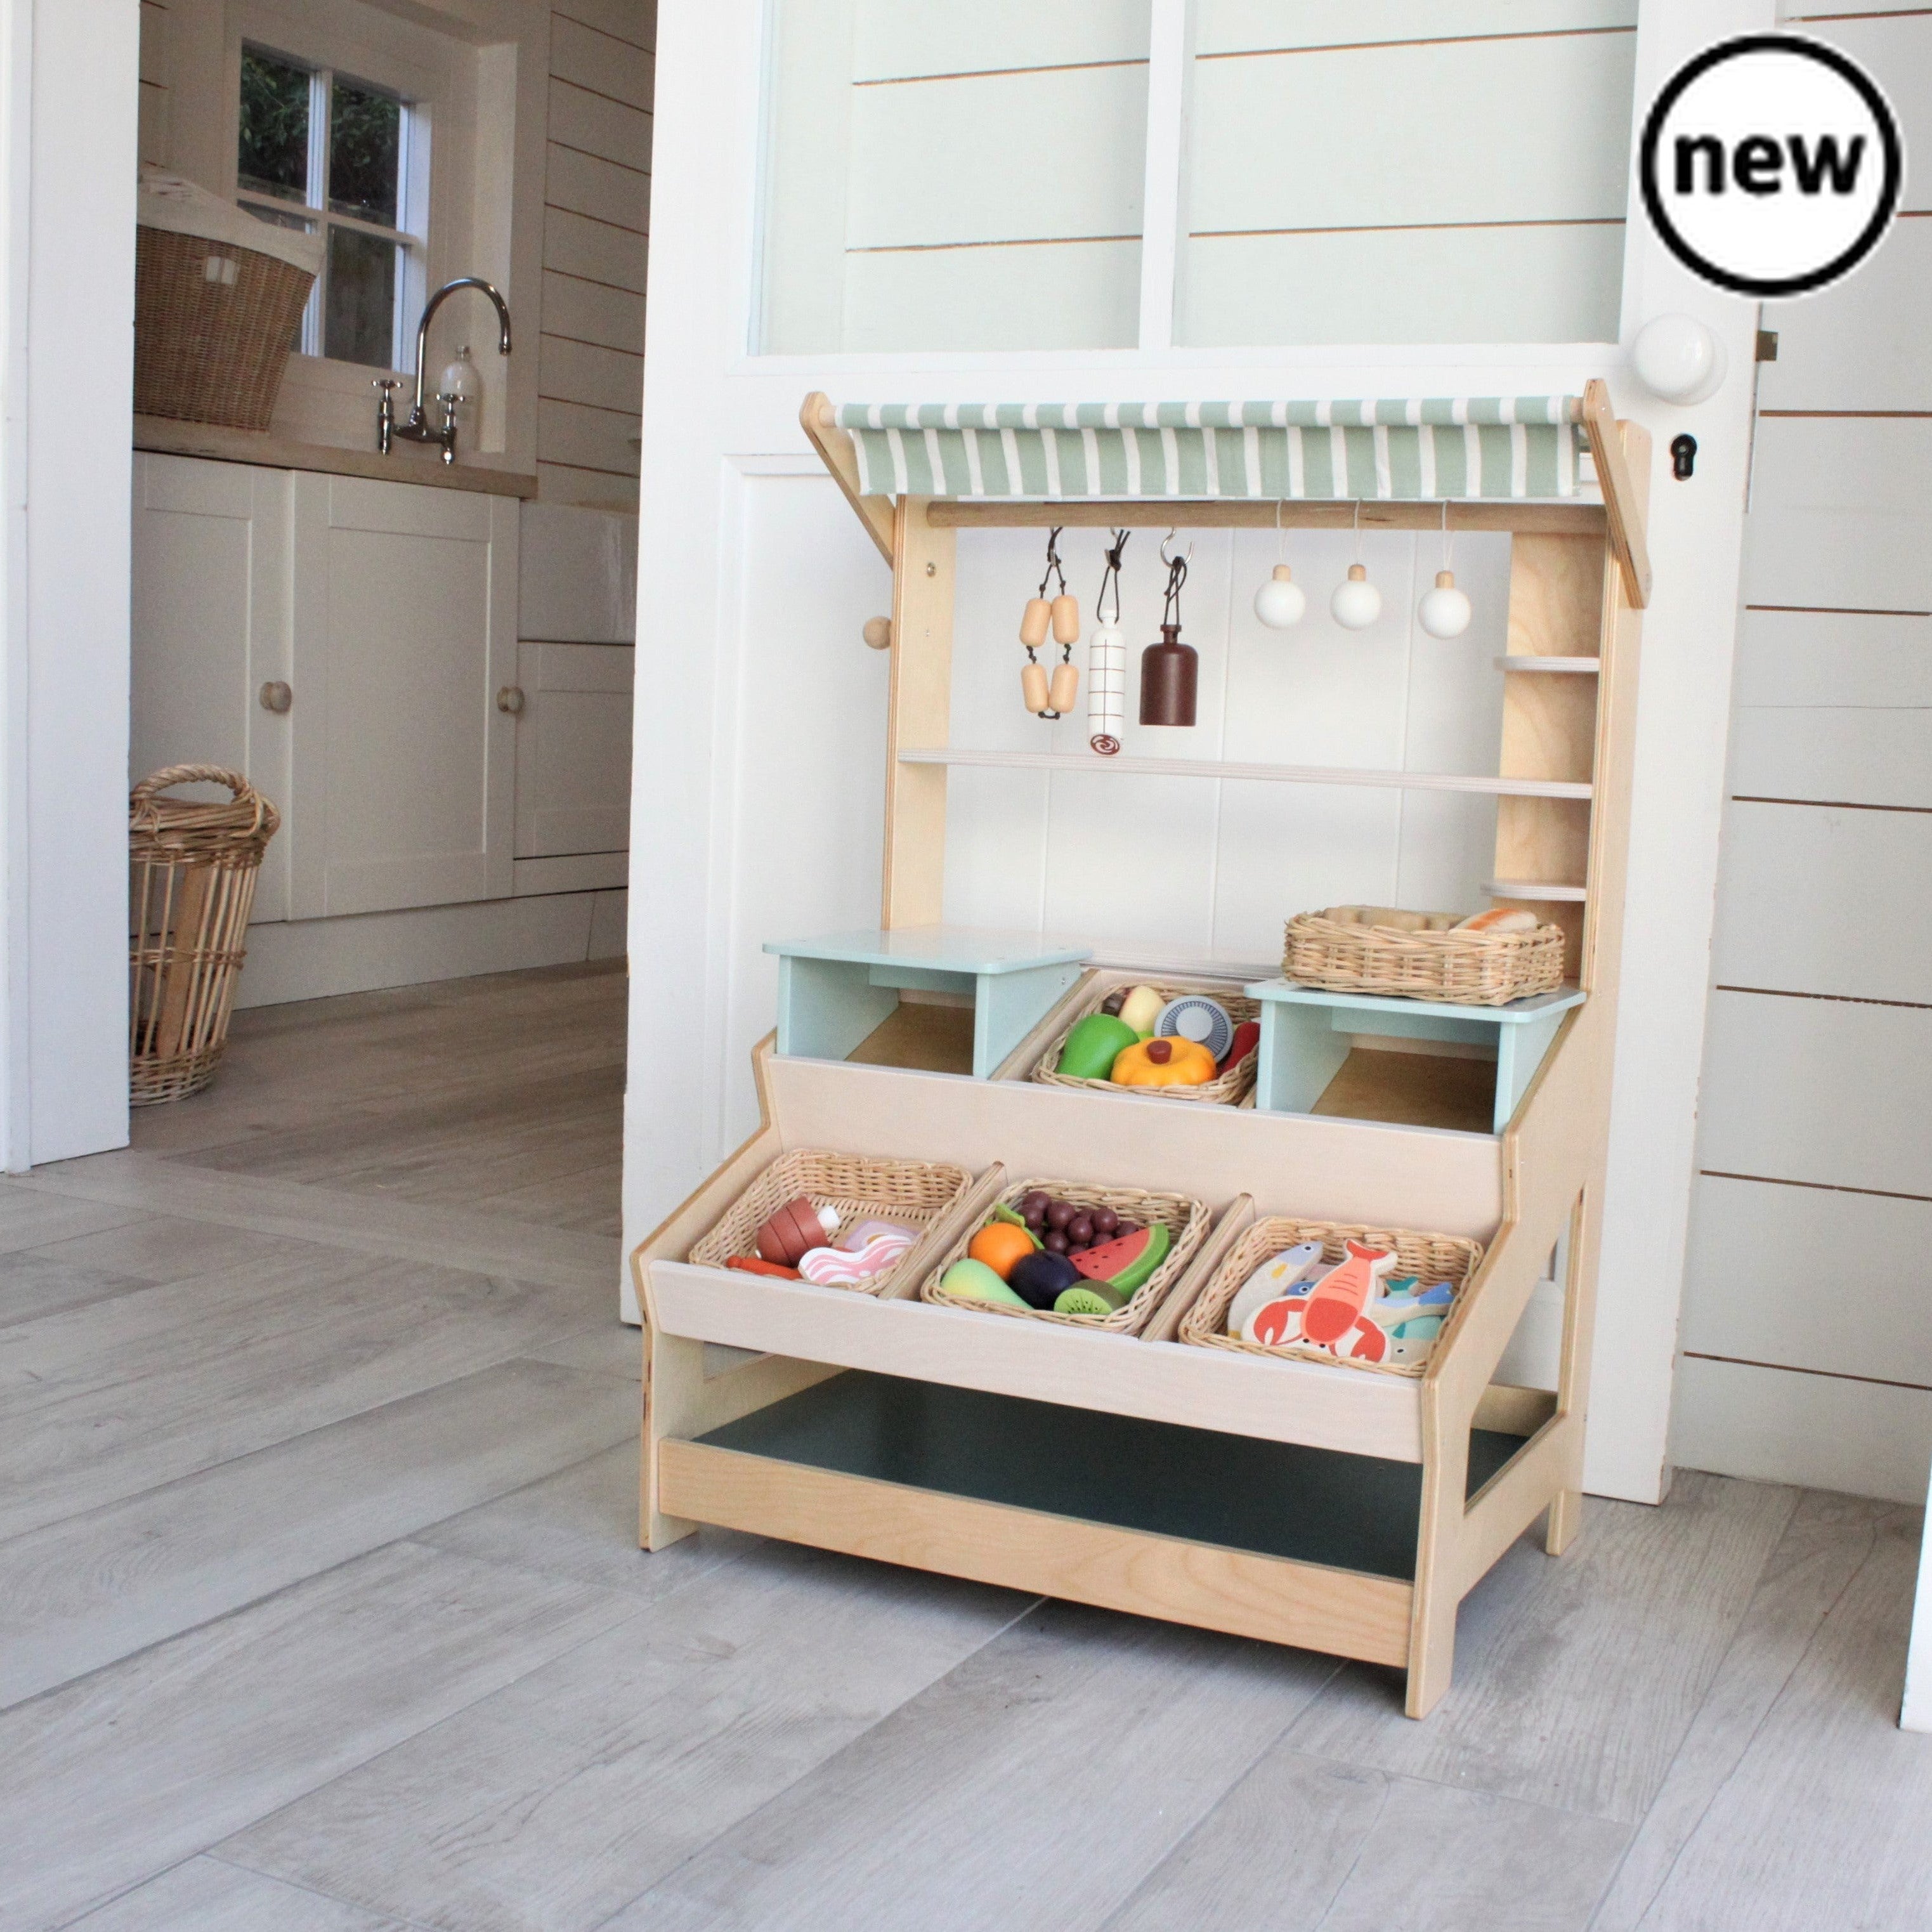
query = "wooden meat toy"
(797, 1227, 915, 1286)
(755, 1197, 842, 1267)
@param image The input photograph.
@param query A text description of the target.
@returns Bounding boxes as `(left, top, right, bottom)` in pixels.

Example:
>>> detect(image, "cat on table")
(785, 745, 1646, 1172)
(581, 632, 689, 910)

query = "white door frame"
(0, 0, 138, 1170)
(625, 0, 1775, 1504)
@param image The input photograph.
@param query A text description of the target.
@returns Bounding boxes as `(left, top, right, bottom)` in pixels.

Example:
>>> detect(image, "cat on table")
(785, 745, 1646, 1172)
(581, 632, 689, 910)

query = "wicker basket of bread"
(1282, 904, 1564, 1007)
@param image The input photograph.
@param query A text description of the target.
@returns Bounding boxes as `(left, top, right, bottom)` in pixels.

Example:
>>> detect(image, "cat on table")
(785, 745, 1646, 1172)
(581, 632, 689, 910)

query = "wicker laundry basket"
(129, 767, 279, 1106)
(135, 171, 322, 431)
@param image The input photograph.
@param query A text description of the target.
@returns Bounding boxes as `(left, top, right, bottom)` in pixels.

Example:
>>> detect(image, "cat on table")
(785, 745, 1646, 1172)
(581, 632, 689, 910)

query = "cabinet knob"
(259, 681, 292, 714)
(496, 685, 526, 715)
(861, 616, 892, 651)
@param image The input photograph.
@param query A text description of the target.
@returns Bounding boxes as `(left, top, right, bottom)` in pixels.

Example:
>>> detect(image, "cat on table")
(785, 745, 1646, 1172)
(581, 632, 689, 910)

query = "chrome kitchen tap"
(374, 277, 513, 465)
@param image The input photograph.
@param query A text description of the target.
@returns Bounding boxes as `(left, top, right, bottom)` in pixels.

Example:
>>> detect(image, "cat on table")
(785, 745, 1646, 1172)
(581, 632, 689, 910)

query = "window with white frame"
(757, 0, 1638, 356)
(236, 40, 429, 370)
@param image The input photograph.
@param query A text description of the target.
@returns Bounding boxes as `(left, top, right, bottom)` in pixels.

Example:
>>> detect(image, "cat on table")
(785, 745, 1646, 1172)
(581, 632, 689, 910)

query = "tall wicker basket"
(129, 767, 280, 1106)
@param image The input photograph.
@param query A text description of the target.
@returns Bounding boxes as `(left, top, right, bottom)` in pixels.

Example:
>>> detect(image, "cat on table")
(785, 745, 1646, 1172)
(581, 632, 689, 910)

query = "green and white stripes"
(834, 398, 1583, 502)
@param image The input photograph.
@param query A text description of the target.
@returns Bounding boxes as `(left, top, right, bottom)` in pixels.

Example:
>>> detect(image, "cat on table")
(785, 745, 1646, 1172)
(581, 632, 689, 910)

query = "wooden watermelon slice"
(1071, 1222, 1170, 1296)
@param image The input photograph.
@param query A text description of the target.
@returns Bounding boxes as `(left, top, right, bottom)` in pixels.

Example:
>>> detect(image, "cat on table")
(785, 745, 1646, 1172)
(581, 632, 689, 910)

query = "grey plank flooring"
(0, 1359, 638, 1707)
(0, 960, 1924, 1932)
(1286, 1473, 1803, 1822)
(1614, 1501, 1932, 1931)
(221, 1545, 1030, 1932)
(65, 1857, 415, 1931)
(600, 1603, 1341, 1932)
(0, 1541, 637, 1932)
(0, 1250, 155, 1328)
(0, 1243, 604, 1541)
(1107, 1746, 1630, 1932)
(410, 1441, 736, 1602)
(1588, 1489, 1902, 1931)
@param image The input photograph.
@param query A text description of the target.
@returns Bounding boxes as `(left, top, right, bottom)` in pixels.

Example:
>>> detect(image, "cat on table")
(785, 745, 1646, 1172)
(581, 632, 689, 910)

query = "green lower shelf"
(697, 1371, 1529, 1583)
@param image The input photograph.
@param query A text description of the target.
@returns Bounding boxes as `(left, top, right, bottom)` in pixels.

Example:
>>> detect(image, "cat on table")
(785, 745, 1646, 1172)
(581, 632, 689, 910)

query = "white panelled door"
(289, 474, 518, 919)
(130, 454, 296, 923)
(623, 0, 1764, 1529)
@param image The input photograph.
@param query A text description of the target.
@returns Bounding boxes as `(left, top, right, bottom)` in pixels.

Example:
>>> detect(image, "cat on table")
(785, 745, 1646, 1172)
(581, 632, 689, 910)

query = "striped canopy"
(834, 398, 1585, 503)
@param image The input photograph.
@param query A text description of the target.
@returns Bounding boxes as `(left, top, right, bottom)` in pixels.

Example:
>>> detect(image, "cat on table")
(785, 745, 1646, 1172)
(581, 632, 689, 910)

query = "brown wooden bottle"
(1139, 623, 1198, 727)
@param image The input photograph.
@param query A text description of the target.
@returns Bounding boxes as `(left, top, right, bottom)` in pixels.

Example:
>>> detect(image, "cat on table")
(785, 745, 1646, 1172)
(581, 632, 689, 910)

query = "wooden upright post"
(882, 499, 955, 927)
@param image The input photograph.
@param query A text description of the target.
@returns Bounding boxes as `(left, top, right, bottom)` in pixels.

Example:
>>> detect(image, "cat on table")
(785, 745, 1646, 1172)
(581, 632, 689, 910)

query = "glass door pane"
(1177, 1, 1637, 346)
(760, 0, 1152, 353)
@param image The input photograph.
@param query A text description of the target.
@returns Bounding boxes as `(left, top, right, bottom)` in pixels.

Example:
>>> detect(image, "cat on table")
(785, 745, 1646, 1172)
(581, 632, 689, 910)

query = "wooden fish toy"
(1225, 1241, 1324, 1336)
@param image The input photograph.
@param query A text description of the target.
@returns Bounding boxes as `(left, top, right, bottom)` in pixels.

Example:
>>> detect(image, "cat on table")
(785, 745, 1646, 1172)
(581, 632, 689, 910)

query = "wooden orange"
(967, 1220, 1037, 1281)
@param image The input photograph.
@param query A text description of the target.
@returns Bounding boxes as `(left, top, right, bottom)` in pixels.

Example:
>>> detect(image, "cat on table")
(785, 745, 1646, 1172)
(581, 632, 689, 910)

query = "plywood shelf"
(897, 747, 1593, 802)
(1485, 879, 1589, 901)
(662, 1373, 1532, 1664)
(648, 1257, 1428, 1462)
(1495, 655, 1600, 674)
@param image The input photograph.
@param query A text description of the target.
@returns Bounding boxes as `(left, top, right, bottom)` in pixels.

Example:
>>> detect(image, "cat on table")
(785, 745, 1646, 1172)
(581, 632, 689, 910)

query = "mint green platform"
(766, 927, 1090, 1080)
(1244, 979, 1587, 1135)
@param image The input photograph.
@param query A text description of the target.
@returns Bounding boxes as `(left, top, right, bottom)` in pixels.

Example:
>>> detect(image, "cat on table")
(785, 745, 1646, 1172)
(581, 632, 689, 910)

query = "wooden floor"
(0, 960, 1926, 1931)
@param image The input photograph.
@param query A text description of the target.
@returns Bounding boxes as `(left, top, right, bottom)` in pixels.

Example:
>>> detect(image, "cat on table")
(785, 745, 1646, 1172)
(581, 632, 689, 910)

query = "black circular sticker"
(1639, 34, 1903, 298)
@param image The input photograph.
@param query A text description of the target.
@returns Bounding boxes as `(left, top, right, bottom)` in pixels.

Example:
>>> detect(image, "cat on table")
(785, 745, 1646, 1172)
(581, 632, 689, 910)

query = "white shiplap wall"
(1676, 5, 1932, 1506)
(538, 0, 654, 509)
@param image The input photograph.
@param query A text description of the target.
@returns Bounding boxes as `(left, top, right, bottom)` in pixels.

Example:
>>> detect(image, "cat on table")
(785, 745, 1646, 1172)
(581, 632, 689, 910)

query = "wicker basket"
(1031, 976, 1260, 1106)
(1283, 908, 1564, 1007)
(688, 1147, 974, 1298)
(135, 226, 315, 431)
(921, 1176, 1209, 1335)
(1180, 1215, 1484, 1378)
(130, 766, 280, 1106)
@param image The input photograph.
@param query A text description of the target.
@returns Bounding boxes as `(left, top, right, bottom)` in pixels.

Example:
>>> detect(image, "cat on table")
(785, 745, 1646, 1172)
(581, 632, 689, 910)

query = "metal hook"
(1158, 530, 1193, 568)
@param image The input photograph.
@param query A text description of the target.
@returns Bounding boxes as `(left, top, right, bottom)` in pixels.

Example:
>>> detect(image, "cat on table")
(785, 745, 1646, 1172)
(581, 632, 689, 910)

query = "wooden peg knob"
(861, 616, 892, 650)
(1020, 662, 1050, 714)
(1050, 594, 1080, 645)
(1019, 597, 1051, 648)
(496, 686, 526, 715)
(258, 681, 292, 714)
(1048, 662, 1079, 714)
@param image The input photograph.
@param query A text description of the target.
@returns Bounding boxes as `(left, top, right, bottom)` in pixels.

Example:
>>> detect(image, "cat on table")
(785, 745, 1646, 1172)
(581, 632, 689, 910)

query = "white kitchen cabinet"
(511, 643, 634, 894)
(289, 473, 519, 918)
(133, 457, 634, 942)
(130, 454, 295, 922)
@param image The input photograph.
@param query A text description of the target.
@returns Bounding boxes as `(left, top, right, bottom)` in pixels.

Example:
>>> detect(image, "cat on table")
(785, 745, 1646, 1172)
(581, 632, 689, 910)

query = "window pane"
(243, 204, 318, 349)
(1175, 4, 1636, 346)
(238, 46, 311, 204)
(329, 77, 401, 228)
(323, 226, 398, 367)
(759, 0, 1149, 353)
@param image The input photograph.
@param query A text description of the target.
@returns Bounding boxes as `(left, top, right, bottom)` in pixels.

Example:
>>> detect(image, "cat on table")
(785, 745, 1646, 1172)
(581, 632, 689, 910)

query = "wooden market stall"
(631, 384, 1651, 1718)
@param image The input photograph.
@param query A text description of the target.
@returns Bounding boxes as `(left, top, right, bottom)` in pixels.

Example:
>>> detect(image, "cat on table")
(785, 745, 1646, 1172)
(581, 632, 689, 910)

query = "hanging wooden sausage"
(1087, 528, 1130, 755)
(1022, 527, 1078, 718)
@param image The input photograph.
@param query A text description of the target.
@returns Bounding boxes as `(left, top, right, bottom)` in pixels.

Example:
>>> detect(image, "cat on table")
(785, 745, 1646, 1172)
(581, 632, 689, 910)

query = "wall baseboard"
(237, 888, 627, 1008)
